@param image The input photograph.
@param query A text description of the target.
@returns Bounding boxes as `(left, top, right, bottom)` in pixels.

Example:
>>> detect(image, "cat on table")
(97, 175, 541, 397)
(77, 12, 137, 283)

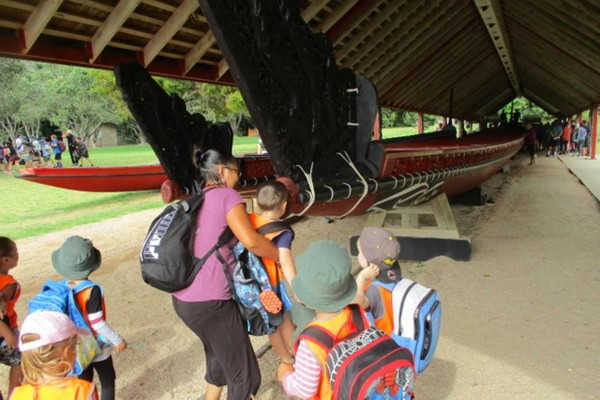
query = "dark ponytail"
(193, 148, 237, 188)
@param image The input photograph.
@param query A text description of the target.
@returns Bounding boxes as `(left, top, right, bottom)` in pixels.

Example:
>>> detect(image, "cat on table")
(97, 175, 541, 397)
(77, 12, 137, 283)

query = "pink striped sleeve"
(282, 339, 321, 398)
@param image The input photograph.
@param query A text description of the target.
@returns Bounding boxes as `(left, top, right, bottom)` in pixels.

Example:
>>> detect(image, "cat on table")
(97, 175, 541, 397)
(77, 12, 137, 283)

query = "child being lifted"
(250, 180, 296, 368)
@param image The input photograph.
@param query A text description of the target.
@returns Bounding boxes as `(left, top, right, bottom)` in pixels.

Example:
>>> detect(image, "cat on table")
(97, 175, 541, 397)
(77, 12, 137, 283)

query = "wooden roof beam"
(508, 15, 600, 76)
(142, 0, 199, 67)
(20, 0, 64, 53)
(183, 30, 216, 74)
(326, 0, 381, 45)
(378, 15, 477, 97)
(336, 1, 407, 62)
(216, 57, 229, 80)
(358, 2, 453, 76)
(473, 0, 521, 96)
(413, 47, 495, 109)
(88, 0, 141, 63)
(475, 88, 513, 116)
(348, 2, 425, 71)
(314, 0, 359, 33)
(522, 88, 560, 115)
(301, 0, 330, 22)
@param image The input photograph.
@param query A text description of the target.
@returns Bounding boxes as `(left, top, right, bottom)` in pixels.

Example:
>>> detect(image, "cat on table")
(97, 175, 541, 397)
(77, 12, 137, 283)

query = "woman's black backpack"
(139, 189, 232, 292)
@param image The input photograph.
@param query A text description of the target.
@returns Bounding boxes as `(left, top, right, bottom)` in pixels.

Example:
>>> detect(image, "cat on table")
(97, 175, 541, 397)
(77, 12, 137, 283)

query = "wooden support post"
(417, 112, 424, 134)
(590, 104, 597, 160)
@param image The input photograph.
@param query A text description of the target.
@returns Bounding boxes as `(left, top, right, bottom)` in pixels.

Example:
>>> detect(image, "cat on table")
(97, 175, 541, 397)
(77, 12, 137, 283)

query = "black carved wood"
(199, 0, 379, 182)
(114, 62, 232, 193)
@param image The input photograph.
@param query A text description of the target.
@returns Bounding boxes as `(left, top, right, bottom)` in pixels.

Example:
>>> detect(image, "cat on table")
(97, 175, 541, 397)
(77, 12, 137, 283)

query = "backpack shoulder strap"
(70, 280, 100, 295)
(347, 303, 369, 332)
(257, 221, 295, 240)
(297, 304, 369, 352)
(297, 325, 336, 353)
(370, 280, 397, 292)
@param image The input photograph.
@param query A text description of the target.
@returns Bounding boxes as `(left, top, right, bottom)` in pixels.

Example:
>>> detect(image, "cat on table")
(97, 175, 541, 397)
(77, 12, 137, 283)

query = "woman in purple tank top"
(172, 149, 279, 400)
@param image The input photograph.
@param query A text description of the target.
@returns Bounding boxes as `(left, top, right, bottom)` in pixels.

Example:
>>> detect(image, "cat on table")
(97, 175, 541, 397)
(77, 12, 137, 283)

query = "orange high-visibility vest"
(249, 213, 290, 286)
(364, 281, 394, 335)
(0, 274, 20, 328)
(296, 305, 369, 400)
(10, 377, 98, 400)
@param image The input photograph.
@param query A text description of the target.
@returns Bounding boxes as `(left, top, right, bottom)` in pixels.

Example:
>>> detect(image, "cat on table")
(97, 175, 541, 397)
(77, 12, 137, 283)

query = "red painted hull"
(15, 131, 524, 218)
(286, 130, 524, 217)
(16, 165, 168, 192)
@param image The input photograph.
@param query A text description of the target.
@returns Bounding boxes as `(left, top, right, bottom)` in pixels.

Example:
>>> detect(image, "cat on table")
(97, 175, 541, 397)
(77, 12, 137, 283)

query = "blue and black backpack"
(228, 220, 293, 336)
(28, 280, 102, 375)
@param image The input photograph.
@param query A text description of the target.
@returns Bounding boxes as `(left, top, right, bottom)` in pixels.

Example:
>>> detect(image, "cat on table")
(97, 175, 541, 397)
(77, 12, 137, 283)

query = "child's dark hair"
(256, 180, 288, 211)
(0, 237, 16, 257)
(193, 148, 237, 188)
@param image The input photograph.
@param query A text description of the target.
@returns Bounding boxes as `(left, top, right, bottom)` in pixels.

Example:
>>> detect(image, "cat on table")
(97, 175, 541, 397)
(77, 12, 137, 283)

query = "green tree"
(89, 69, 146, 143)
(0, 59, 26, 139)
(499, 98, 552, 122)
(155, 77, 250, 135)
(45, 65, 121, 143)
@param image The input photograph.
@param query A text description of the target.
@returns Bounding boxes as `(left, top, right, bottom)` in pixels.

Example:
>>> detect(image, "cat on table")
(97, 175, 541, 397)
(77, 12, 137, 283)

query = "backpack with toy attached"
(298, 304, 416, 400)
(391, 278, 442, 374)
(28, 280, 102, 375)
(228, 220, 293, 336)
(139, 188, 233, 293)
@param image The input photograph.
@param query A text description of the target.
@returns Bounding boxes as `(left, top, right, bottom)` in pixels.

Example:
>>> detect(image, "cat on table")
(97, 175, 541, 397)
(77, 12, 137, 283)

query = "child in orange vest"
(51, 236, 127, 400)
(353, 227, 402, 335)
(0, 236, 23, 398)
(278, 240, 365, 399)
(250, 180, 297, 368)
(12, 310, 98, 400)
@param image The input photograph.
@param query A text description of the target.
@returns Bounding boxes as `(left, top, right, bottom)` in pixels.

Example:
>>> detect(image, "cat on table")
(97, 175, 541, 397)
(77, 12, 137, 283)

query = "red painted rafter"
(0, 35, 235, 85)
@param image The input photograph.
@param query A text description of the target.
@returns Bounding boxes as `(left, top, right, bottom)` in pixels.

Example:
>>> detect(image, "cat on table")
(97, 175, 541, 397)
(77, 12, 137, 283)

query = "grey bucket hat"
(51, 236, 101, 280)
(292, 240, 357, 313)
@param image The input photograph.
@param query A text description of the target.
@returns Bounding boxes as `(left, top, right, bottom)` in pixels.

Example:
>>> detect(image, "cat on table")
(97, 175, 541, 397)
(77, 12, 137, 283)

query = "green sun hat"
(51, 236, 101, 280)
(292, 240, 357, 313)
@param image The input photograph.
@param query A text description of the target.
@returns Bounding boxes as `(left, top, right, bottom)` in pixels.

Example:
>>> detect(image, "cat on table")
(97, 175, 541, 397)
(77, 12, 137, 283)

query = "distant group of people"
(523, 119, 592, 165)
(1, 130, 94, 173)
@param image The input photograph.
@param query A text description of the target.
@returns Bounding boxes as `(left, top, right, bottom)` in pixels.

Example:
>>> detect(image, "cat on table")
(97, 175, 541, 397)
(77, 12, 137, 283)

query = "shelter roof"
(1, 0, 599, 120)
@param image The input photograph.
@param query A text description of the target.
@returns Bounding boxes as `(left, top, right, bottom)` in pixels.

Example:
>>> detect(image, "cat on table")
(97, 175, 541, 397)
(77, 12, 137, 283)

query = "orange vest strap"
(298, 304, 367, 351)
(365, 281, 396, 335)
(249, 213, 294, 285)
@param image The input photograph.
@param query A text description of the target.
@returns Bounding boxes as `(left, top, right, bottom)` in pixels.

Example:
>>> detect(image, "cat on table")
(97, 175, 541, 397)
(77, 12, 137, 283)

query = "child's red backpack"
(58, 140, 66, 152)
(298, 304, 416, 400)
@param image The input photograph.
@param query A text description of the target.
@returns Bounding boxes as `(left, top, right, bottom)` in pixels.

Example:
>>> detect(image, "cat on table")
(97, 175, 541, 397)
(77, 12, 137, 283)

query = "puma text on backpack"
(28, 280, 102, 375)
(299, 304, 415, 400)
(139, 190, 232, 292)
(229, 221, 293, 336)
(392, 278, 442, 374)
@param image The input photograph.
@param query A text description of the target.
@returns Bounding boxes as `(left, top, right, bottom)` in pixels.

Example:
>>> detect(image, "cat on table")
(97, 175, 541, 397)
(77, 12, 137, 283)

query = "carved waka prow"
(114, 62, 233, 195)
(199, 0, 382, 183)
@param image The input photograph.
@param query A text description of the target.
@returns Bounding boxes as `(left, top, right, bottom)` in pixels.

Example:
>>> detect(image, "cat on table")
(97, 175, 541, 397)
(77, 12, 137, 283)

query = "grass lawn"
(2, 136, 261, 240)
